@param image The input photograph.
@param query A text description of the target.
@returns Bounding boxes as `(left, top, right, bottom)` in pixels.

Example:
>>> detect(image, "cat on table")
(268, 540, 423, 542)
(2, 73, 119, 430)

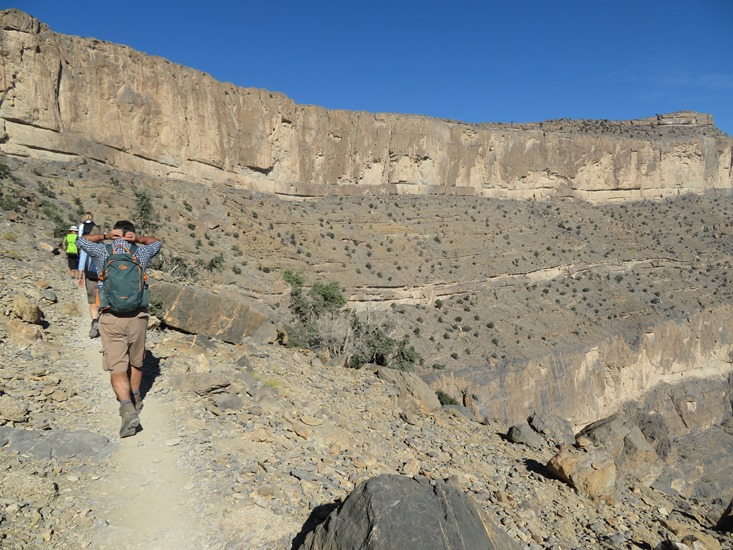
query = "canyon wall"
(1, 9, 732, 202)
(428, 306, 733, 429)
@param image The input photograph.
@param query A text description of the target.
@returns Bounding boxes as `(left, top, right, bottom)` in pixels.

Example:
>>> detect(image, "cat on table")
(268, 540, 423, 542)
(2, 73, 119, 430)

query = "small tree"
(309, 282, 346, 318)
(134, 188, 158, 234)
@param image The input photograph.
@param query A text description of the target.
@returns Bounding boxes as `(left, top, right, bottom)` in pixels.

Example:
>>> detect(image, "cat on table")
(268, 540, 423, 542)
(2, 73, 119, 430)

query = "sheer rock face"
(1, 9, 732, 202)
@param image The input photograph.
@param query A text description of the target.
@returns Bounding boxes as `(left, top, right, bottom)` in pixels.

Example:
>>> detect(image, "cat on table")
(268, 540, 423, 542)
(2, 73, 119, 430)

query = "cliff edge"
(1, 9, 732, 202)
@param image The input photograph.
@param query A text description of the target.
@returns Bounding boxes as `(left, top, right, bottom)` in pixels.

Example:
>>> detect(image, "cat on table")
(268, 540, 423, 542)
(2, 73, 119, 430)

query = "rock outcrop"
(576, 414, 663, 487)
(150, 279, 278, 344)
(1, 9, 731, 202)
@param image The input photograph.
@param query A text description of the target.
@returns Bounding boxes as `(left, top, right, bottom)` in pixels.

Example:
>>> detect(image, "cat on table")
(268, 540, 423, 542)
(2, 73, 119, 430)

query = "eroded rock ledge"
(1, 9, 731, 202)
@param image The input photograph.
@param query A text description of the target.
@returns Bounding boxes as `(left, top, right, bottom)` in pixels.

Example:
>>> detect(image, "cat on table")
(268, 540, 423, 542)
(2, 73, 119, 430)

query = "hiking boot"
(118, 402, 140, 438)
(89, 319, 99, 339)
(132, 393, 144, 413)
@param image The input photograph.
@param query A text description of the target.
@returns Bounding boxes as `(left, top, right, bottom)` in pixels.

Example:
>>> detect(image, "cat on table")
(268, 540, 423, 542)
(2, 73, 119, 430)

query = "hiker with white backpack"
(77, 220, 162, 438)
(77, 212, 103, 338)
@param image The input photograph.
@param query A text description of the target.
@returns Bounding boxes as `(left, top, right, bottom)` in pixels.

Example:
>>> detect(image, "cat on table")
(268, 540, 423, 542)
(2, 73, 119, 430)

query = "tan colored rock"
(661, 519, 722, 550)
(376, 368, 442, 413)
(11, 294, 42, 324)
(173, 372, 230, 396)
(1, 9, 731, 203)
(0, 394, 29, 422)
(150, 280, 276, 345)
(300, 415, 323, 426)
(401, 459, 421, 477)
(3, 318, 43, 343)
(577, 414, 663, 486)
(57, 302, 81, 317)
(546, 446, 617, 499)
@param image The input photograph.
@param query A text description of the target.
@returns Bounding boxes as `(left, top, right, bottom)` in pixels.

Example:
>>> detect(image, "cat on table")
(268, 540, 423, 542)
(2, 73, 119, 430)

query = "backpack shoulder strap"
(109, 241, 134, 255)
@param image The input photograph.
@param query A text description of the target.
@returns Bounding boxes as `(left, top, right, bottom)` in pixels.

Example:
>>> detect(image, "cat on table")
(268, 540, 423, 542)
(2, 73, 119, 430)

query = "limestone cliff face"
(1, 9, 732, 201)
(428, 306, 733, 428)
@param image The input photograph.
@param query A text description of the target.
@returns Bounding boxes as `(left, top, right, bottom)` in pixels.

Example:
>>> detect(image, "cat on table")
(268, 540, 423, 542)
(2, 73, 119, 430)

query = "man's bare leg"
(111, 372, 132, 402)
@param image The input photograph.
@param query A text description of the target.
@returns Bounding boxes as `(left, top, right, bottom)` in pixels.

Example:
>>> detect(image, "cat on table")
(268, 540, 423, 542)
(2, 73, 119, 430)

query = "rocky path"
(67, 306, 204, 549)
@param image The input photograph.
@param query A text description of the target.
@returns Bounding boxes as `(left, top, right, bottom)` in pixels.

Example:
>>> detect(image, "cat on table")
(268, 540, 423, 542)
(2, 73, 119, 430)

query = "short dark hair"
(114, 220, 136, 234)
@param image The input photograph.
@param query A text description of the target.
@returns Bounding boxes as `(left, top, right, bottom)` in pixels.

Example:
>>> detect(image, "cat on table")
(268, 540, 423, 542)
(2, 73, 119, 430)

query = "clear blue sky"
(8, 1, 733, 135)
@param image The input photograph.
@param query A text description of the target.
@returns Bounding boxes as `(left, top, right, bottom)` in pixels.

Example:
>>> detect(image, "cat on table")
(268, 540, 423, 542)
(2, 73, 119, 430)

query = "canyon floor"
(1, 152, 732, 548)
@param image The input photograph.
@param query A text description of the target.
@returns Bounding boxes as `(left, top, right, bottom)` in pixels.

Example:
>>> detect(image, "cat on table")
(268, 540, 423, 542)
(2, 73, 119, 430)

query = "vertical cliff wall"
(429, 306, 733, 428)
(1, 9, 732, 201)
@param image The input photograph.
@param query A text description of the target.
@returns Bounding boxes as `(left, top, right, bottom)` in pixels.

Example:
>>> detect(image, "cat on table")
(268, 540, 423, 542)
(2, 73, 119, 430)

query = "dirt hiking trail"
(71, 290, 205, 549)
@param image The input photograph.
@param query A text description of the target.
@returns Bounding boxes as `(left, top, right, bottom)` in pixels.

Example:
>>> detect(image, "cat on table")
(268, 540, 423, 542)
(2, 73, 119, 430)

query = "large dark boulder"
(507, 420, 545, 449)
(298, 474, 521, 550)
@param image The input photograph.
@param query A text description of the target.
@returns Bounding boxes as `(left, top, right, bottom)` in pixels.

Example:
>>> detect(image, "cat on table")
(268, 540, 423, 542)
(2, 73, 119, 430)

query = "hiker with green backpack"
(61, 225, 80, 280)
(77, 220, 162, 438)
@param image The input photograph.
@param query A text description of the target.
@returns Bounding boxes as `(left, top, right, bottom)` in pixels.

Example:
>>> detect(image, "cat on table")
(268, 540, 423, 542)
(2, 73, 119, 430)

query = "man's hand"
(122, 231, 137, 242)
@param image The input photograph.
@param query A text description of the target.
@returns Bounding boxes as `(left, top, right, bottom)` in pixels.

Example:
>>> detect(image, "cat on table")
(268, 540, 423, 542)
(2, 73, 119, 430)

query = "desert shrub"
(38, 181, 56, 198)
(153, 254, 198, 280)
(205, 253, 224, 272)
(40, 201, 69, 238)
(147, 299, 166, 324)
(343, 313, 397, 368)
(0, 182, 20, 211)
(73, 197, 85, 216)
(282, 271, 420, 370)
(310, 282, 346, 318)
(435, 389, 459, 406)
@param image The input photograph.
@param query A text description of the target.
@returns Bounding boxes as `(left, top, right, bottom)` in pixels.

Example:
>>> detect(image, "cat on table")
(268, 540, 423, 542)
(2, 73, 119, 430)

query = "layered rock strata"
(1, 9, 732, 202)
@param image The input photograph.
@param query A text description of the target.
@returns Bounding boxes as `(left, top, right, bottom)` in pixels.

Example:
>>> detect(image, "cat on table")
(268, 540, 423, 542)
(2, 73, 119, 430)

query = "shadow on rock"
(290, 501, 340, 549)
(524, 458, 552, 478)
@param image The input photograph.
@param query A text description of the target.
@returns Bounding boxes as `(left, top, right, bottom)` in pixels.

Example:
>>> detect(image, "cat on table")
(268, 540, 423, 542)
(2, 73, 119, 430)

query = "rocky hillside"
(2, 149, 732, 430)
(1, 177, 733, 548)
(1, 9, 732, 201)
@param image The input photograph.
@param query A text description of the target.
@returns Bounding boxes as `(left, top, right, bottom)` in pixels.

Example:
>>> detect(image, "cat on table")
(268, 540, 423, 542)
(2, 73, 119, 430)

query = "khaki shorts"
(85, 278, 98, 304)
(99, 311, 149, 374)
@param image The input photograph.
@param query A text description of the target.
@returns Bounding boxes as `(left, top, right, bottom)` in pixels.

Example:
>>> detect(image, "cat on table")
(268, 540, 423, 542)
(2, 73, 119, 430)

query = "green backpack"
(65, 233, 78, 255)
(99, 243, 148, 313)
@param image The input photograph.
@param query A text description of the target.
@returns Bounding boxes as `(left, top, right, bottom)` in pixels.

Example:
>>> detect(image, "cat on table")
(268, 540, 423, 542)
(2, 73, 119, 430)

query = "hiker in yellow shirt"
(61, 225, 79, 280)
